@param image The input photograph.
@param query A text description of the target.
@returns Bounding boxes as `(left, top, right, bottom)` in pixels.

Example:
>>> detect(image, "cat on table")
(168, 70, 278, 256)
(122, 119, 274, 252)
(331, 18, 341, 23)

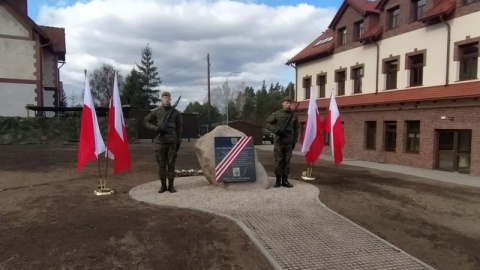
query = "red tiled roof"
(329, 0, 379, 28)
(420, 0, 456, 22)
(297, 81, 480, 110)
(286, 29, 335, 65)
(349, 0, 379, 14)
(358, 23, 383, 42)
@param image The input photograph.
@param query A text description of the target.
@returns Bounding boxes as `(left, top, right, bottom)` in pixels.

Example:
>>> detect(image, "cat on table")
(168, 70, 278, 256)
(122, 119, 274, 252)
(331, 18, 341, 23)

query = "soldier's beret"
(161, 92, 171, 97)
(281, 96, 292, 102)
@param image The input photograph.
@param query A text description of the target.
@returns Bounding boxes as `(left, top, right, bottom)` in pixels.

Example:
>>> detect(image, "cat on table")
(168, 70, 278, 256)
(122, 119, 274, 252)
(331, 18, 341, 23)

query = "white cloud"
(37, 0, 336, 110)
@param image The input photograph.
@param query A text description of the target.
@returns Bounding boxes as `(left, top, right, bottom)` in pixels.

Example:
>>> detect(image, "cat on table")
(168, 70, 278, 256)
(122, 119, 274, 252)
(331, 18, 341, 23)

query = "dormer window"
(338, 27, 347, 46)
(388, 6, 400, 29)
(412, 0, 426, 21)
(354, 21, 364, 40)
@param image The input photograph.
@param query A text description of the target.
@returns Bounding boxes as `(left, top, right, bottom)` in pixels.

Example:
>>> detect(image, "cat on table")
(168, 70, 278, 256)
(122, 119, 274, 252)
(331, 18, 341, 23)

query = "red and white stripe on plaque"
(215, 136, 253, 182)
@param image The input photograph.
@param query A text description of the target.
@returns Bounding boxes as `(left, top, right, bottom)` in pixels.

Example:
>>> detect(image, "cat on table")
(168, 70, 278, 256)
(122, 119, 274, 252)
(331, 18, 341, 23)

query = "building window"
(384, 121, 397, 152)
(335, 70, 346, 96)
(351, 66, 364, 94)
(388, 6, 400, 29)
(409, 54, 424, 86)
(316, 74, 326, 98)
(459, 43, 478, 81)
(338, 27, 347, 46)
(303, 76, 312, 99)
(385, 60, 398, 89)
(354, 20, 364, 40)
(405, 121, 420, 153)
(412, 0, 426, 21)
(464, 0, 480, 5)
(365, 121, 376, 150)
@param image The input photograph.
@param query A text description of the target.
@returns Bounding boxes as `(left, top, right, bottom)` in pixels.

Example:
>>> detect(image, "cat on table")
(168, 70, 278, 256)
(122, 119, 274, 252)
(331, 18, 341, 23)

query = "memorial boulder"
(194, 125, 273, 190)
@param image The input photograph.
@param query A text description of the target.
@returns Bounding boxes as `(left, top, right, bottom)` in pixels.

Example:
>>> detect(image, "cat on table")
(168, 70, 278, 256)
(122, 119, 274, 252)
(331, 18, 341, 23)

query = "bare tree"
(211, 81, 243, 116)
(68, 92, 78, 107)
(89, 63, 124, 106)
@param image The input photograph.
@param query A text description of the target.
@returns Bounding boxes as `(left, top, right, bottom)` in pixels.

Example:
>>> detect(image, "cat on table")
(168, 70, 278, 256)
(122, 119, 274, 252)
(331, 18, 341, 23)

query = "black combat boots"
(159, 178, 167, 193)
(168, 178, 176, 193)
(281, 173, 293, 188)
(274, 173, 282, 188)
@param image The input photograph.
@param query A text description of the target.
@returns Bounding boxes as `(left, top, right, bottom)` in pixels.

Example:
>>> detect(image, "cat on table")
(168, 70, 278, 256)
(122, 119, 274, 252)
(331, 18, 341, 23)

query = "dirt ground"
(1, 142, 479, 270)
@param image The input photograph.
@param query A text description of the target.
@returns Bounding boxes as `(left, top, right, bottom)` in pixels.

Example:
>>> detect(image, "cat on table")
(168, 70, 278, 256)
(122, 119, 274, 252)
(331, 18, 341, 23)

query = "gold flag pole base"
(301, 163, 316, 181)
(94, 179, 115, 196)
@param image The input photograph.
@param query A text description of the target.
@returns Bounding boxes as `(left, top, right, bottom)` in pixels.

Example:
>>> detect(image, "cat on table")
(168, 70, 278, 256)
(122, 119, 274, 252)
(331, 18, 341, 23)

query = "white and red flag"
(323, 92, 344, 165)
(300, 87, 324, 163)
(77, 71, 106, 172)
(105, 72, 132, 174)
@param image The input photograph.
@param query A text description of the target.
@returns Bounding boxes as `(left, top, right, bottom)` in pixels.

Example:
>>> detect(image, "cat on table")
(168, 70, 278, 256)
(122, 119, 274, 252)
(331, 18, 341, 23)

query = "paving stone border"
(129, 176, 436, 270)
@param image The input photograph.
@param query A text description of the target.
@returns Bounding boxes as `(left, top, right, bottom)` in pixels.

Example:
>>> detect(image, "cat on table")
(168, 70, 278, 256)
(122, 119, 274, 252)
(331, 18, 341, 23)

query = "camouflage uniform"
(144, 93, 183, 193)
(264, 96, 299, 188)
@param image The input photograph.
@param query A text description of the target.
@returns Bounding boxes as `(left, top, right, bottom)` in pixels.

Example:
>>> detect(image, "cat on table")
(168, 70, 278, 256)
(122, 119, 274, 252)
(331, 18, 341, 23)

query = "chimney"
(6, 0, 28, 16)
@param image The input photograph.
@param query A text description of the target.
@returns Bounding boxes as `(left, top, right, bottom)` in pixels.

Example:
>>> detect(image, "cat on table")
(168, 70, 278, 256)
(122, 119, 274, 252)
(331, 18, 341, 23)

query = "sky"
(28, 0, 343, 110)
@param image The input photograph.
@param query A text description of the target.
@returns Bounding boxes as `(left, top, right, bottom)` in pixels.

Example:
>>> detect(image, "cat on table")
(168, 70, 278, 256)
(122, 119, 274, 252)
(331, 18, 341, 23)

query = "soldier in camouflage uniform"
(143, 92, 183, 193)
(264, 96, 299, 188)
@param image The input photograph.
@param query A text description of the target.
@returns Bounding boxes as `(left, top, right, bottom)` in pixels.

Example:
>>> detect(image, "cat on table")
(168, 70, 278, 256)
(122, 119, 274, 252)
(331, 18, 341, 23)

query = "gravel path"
(129, 176, 435, 270)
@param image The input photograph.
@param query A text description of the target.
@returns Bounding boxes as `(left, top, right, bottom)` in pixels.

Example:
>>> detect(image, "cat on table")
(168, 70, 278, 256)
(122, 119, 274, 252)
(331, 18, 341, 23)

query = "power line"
(161, 57, 206, 79)
(158, 56, 206, 73)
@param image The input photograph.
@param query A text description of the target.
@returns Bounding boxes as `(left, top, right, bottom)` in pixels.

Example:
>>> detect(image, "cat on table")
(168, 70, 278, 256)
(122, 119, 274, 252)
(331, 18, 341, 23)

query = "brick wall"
(333, 5, 364, 54)
(330, 0, 480, 56)
(340, 103, 480, 175)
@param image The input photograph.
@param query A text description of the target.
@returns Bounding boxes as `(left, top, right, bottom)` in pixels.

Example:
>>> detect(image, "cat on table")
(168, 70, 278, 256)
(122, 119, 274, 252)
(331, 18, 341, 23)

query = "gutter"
(287, 63, 298, 102)
(57, 61, 66, 116)
(440, 15, 451, 86)
(370, 37, 380, 94)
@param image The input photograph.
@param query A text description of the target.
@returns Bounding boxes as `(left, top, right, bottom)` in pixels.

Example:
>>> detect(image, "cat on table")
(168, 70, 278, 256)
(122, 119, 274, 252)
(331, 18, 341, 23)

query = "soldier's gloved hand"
(155, 126, 167, 135)
(276, 130, 285, 137)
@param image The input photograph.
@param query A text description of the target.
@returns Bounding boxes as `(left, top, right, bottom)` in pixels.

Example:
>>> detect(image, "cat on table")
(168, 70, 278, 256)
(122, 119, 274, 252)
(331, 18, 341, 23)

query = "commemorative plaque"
(214, 136, 256, 183)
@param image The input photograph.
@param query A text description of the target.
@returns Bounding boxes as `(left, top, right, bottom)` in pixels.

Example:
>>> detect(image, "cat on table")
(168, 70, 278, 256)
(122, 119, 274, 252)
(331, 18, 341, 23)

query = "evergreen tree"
(254, 81, 269, 124)
(241, 86, 255, 122)
(136, 44, 161, 106)
(121, 69, 150, 109)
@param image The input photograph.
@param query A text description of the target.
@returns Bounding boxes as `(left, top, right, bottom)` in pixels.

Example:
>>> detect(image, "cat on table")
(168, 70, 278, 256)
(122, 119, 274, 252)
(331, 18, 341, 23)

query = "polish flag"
(106, 72, 132, 174)
(77, 71, 106, 172)
(300, 87, 324, 163)
(324, 92, 344, 165)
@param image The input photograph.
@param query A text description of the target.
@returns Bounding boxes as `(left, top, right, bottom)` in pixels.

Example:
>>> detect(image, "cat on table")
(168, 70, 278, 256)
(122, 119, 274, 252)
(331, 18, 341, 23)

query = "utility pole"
(226, 71, 240, 126)
(207, 53, 211, 132)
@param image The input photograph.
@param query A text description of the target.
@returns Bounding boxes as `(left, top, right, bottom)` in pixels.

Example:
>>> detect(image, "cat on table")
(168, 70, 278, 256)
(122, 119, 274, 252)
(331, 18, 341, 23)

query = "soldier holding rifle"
(264, 96, 299, 188)
(144, 92, 183, 193)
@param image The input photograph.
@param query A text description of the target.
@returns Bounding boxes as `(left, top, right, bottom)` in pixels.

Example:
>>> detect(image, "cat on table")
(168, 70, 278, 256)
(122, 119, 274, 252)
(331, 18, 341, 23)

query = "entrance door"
(437, 130, 472, 174)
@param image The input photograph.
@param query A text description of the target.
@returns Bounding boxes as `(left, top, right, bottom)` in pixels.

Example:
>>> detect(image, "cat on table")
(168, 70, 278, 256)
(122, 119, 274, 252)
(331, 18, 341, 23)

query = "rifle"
(274, 101, 300, 141)
(160, 95, 182, 130)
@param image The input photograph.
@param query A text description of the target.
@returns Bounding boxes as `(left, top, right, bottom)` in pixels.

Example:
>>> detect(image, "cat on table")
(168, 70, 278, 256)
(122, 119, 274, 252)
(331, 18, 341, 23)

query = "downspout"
(370, 37, 380, 94)
(440, 15, 451, 86)
(38, 41, 51, 110)
(287, 62, 298, 101)
(57, 61, 66, 117)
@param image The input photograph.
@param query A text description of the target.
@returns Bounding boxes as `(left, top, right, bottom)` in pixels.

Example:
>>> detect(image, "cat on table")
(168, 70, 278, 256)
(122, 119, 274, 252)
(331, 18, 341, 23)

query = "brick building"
(287, 0, 480, 176)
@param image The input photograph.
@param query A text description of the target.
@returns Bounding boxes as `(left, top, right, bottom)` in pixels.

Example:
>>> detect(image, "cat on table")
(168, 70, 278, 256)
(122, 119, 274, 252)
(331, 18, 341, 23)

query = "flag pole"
(301, 86, 323, 181)
(103, 71, 114, 190)
(95, 71, 115, 196)
(84, 69, 105, 190)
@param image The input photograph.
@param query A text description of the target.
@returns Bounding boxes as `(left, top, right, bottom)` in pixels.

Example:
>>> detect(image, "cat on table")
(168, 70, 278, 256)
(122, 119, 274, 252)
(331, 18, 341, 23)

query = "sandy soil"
(0, 142, 479, 270)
